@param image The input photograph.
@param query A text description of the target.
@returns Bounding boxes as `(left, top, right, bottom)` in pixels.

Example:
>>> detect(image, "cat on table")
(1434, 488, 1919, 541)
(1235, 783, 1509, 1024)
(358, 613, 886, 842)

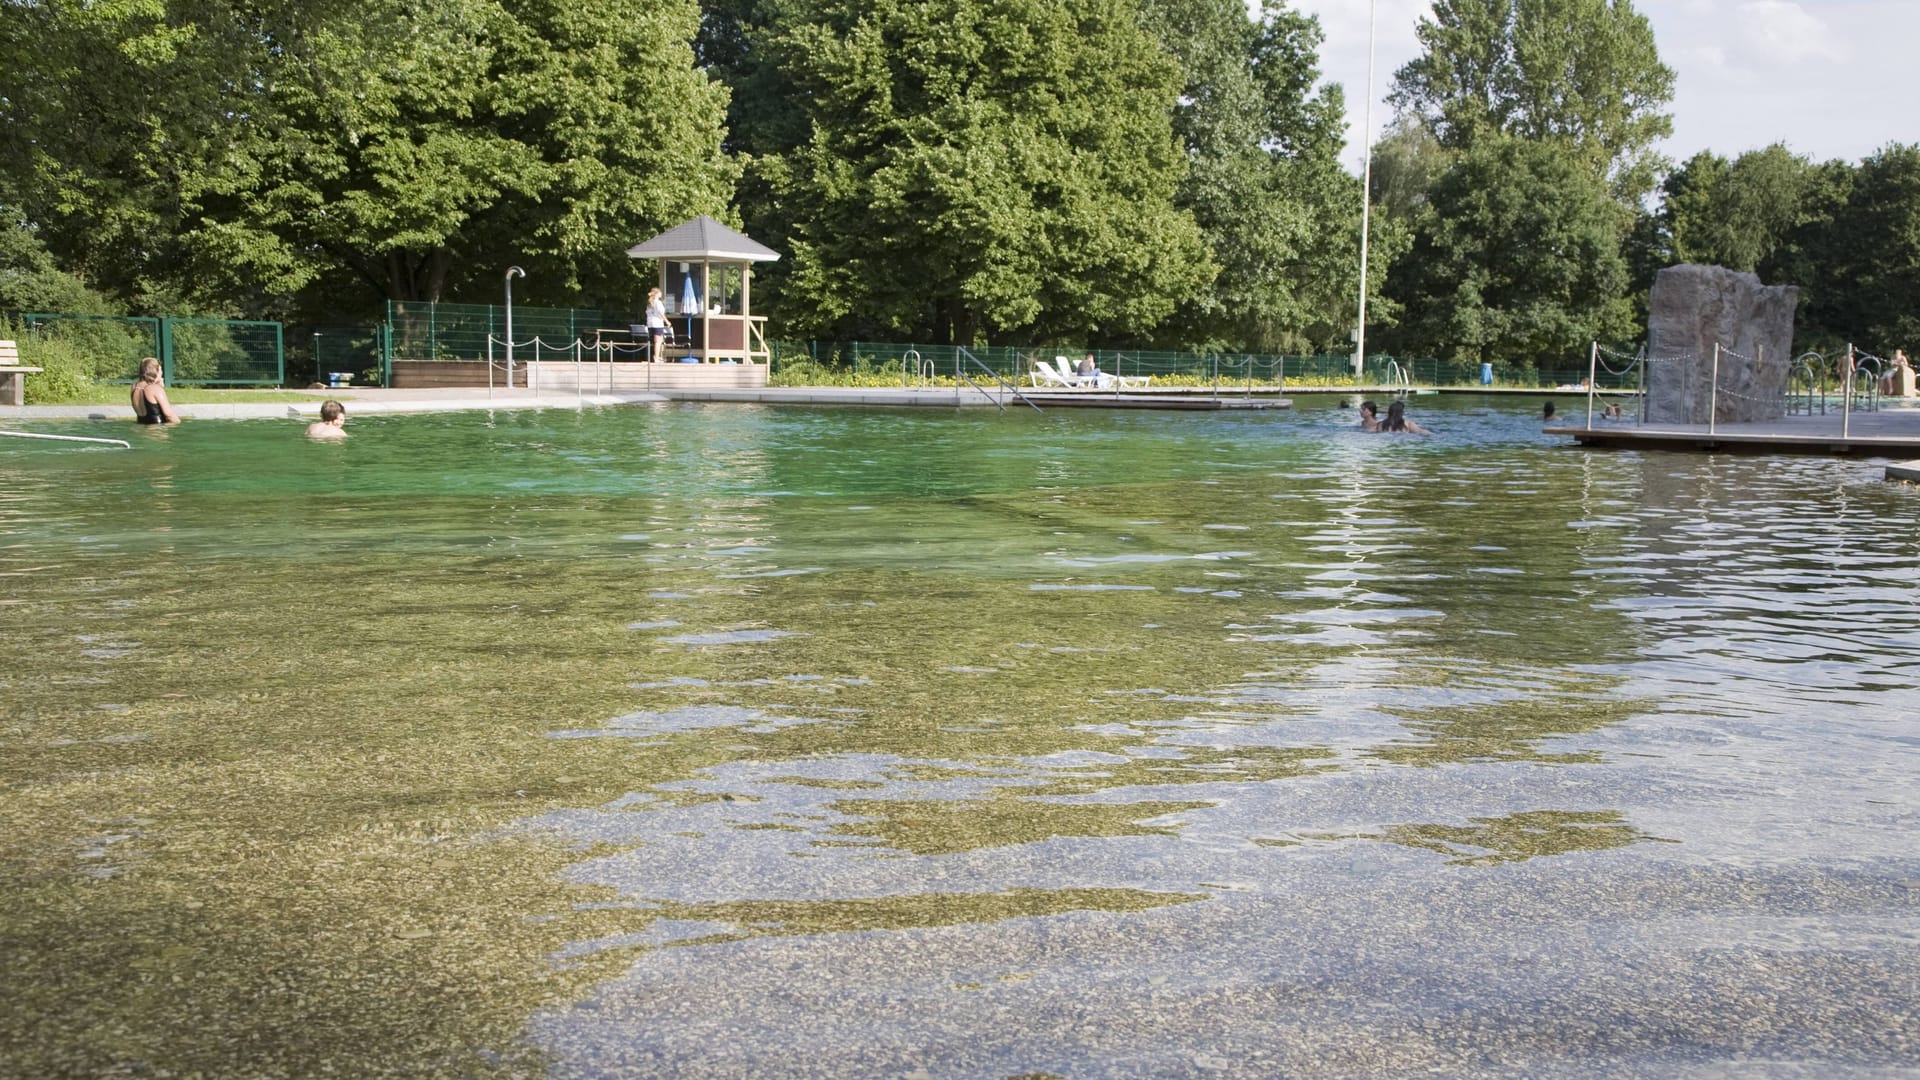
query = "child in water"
(305, 400, 347, 439)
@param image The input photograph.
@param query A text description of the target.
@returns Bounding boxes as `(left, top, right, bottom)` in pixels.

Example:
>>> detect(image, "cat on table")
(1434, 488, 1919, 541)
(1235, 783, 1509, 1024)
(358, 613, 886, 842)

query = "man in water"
(306, 400, 347, 439)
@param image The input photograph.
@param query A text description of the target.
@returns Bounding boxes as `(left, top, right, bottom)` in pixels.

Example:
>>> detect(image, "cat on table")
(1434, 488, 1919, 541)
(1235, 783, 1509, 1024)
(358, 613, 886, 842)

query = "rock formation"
(1645, 265, 1799, 424)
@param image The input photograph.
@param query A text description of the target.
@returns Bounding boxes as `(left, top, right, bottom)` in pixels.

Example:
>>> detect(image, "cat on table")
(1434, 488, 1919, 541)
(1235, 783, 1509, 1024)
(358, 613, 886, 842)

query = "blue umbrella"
(680, 271, 700, 360)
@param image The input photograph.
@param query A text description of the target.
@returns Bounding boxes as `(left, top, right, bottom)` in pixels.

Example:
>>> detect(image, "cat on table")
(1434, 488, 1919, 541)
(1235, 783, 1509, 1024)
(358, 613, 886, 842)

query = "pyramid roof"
(625, 215, 780, 262)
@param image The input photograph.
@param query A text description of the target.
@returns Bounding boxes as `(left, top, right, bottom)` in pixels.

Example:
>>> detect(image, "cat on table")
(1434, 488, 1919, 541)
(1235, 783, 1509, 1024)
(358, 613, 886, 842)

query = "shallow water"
(4, 397, 1919, 1077)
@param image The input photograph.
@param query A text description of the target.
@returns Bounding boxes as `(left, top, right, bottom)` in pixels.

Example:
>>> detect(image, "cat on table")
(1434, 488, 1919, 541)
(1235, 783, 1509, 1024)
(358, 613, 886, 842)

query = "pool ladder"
(901, 348, 935, 389)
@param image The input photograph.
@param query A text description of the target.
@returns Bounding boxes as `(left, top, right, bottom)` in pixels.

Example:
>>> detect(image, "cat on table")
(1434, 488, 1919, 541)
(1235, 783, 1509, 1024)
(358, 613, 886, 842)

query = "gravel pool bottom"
(3, 397, 1917, 1078)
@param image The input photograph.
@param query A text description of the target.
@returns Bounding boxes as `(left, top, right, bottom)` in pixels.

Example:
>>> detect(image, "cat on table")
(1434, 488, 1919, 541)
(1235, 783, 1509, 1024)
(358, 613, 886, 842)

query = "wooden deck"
(1548, 406, 1920, 457)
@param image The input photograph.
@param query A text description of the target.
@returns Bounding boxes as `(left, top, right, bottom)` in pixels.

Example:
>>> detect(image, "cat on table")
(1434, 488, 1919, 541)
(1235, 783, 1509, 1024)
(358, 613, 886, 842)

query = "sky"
(1291, 0, 1920, 173)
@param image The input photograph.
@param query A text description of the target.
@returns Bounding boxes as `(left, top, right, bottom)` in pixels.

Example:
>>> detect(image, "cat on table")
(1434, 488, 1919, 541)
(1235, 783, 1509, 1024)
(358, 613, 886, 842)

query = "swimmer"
(1379, 399, 1431, 434)
(130, 357, 180, 425)
(1359, 400, 1381, 431)
(1543, 401, 1557, 421)
(305, 399, 347, 439)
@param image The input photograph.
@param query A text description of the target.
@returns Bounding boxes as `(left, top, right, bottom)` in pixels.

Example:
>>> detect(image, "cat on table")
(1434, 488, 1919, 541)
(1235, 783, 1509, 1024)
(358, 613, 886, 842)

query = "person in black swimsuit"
(130, 357, 179, 424)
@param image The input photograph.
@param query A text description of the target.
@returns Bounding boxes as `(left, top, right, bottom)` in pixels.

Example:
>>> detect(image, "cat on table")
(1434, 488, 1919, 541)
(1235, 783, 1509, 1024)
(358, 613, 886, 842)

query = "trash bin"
(328, 372, 353, 388)
(1479, 363, 1493, 386)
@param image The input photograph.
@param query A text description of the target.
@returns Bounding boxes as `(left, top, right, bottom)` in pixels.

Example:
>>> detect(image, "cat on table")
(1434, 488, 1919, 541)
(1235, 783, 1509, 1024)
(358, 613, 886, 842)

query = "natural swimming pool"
(3, 397, 1918, 1077)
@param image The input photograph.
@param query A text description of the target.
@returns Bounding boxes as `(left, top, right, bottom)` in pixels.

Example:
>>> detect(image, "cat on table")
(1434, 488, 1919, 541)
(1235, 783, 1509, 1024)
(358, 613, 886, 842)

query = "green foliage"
(1368, 116, 1454, 225)
(1145, 0, 1378, 353)
(0, 318, 95, 403)
(0, 0, 241, 306)
(746, 0, 1213, 346)
(0, 0, 737, 321)
(0, 218, 118, 315)
(1390, 0, 1673, 202)
(1387, 137, 1631, 365)
(1661, 145, 1824, 274)
(1798, 144, 1920, 353)
(10, 316, 159, 384)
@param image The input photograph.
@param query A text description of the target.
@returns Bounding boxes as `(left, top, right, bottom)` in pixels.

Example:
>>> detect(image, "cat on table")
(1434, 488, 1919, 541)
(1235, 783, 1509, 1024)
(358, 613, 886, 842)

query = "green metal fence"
(778, 341, 1635, 390)
(387, 301, 613, 362)
(18, 313, 283, 385)
(306, 324, 391, 388)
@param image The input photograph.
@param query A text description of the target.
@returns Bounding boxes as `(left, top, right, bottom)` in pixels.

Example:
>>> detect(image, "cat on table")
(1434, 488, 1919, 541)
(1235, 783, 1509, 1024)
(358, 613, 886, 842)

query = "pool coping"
(0, 384, 1302, 420)
(0, 391, 671, 421)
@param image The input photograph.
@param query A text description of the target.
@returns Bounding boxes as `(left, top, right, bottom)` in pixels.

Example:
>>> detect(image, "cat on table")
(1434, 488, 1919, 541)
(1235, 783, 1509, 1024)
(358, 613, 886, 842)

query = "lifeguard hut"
(626, 216, 780, 364)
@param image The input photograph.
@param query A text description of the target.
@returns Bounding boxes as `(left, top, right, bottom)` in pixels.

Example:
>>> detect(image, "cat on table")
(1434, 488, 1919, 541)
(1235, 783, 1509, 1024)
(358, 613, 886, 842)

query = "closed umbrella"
(680, 271, 700, 360)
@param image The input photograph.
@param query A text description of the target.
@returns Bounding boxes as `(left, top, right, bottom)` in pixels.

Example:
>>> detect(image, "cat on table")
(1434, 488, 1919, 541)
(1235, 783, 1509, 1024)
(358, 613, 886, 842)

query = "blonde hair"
(138, 357, 162, 382)
(648, 287, 662, 298)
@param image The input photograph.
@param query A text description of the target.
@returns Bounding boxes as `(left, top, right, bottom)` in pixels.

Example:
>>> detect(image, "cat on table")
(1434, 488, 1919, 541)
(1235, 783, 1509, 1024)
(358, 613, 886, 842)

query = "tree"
(203, 0, 737, 311)
(750, 0, 1213, 345)
(1798, 144, 1920, 352)
(1386, 136, 1631, 365)
(0, 0, 267, 311)
(1, 0, 737, 317)
(1144, 0, 1380, 353)
(1389, 0, 1673, 202)
(1660, 145, 1819, 274)
(1367, 115, 1453, 225)
(0, 215, 118, 315)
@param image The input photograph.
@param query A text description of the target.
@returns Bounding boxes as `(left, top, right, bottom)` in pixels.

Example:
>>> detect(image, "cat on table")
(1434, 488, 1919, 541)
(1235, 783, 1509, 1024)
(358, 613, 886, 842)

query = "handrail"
(900, 348, 933, 389)
(0, 429, 132, 448)
(955, 347, 1041, 412)
(1386, 359, 1412, 398)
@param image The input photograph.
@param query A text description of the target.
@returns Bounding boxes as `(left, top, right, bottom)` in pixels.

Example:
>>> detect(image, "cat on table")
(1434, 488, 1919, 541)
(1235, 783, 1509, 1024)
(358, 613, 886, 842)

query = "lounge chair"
(1057, 356, 1151, 391)
(1032, 359, 1079, 388)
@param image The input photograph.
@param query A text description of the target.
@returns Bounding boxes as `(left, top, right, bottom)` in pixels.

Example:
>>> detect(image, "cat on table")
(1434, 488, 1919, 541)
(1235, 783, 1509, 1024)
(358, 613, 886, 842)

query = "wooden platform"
(1548, 407, 1920, 457)
(390, 361, 527, 389)
(390, 360, 770, 392)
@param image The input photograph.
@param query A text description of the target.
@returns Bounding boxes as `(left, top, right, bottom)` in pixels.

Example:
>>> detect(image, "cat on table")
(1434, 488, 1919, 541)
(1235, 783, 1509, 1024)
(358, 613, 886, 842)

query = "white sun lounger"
(1032, 356, 1150, 391)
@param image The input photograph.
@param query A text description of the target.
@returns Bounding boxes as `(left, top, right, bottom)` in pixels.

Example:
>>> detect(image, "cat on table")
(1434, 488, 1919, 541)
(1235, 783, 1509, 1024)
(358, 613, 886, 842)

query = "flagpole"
(1353, 0, 1378, 378)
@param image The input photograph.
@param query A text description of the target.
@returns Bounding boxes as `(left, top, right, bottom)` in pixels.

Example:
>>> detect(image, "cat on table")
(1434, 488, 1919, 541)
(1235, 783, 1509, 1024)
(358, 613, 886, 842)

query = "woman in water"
(1379, 399, 1431, 434)
(130, 357, 180, 425)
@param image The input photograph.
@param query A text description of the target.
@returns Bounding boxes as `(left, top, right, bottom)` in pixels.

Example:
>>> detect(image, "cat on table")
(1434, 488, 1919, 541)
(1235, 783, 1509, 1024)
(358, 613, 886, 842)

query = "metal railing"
(956, 347, 1041, 412)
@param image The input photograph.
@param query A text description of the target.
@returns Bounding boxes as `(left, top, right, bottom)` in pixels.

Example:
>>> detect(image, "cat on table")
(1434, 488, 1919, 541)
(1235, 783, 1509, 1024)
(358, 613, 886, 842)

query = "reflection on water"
(4, 398, 1919, 1077)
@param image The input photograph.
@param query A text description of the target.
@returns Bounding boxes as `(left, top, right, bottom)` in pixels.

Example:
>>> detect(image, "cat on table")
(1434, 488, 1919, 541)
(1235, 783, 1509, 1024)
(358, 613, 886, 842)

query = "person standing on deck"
(645, 288, 669, 362)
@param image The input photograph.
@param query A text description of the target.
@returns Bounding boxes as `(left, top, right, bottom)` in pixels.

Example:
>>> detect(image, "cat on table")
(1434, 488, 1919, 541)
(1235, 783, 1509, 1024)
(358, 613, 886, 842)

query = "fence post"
(1842, 344, 1854, 438)
(158, 317, 175, 384)
(1637, 345, 1647, 422)
(1585, 341, 1597, 428)
(1709, 343, 1720, 435)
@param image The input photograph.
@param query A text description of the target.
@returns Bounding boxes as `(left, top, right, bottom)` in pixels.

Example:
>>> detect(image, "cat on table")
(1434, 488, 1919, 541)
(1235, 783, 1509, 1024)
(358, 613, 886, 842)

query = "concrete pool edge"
(1, 385, 1299, 420)
(0, 390, 671, 421)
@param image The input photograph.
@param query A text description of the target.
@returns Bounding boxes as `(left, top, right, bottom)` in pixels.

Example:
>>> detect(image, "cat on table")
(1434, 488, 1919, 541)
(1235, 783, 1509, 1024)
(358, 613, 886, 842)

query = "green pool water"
(4, 398, 1918, 1077)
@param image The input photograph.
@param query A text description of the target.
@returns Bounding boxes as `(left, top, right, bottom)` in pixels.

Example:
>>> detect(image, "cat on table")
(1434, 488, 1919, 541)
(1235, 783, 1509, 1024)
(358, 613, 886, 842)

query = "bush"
(11, 335, 98, 403)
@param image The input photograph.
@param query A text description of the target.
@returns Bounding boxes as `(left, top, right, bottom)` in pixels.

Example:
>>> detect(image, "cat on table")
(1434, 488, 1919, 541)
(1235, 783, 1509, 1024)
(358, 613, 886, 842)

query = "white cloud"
(1285, 0, 1915, 169)
(1731, 0, 1845, 64)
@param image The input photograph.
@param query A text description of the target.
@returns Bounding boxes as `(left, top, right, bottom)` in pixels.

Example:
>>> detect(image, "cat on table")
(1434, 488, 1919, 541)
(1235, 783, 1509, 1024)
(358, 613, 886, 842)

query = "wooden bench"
(0, 340, 45, 406)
